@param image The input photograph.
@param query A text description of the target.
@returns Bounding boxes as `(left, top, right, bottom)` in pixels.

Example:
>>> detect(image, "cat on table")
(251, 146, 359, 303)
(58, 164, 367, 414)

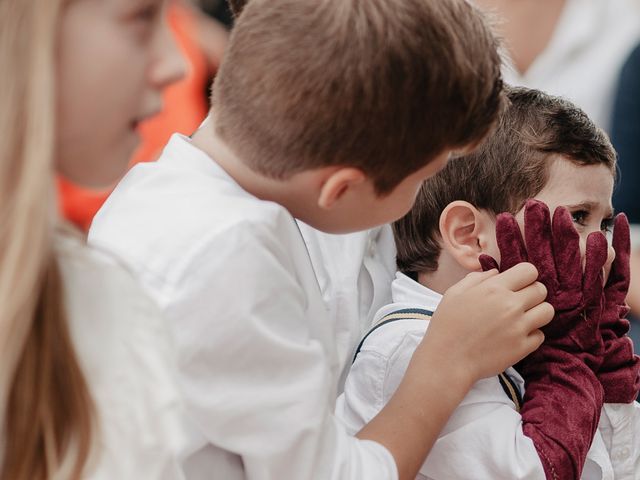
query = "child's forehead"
(526, 156, 614, 212)
(542, 156, 614, 192)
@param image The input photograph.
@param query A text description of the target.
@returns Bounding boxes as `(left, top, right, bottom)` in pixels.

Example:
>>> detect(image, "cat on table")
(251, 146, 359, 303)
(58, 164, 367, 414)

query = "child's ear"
(439, 201, 494, 271)
(317, 167, 367, 209)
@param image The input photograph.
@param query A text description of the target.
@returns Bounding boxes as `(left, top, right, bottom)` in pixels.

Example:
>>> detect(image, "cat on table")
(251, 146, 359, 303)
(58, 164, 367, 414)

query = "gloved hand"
(596, 213, 640, 403)
(481, 200, 606, 364)
(480, 199, 605, 480)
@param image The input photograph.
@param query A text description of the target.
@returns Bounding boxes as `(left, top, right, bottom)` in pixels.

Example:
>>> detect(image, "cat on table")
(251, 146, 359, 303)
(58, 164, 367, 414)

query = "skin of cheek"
(56, 2, 165, 188)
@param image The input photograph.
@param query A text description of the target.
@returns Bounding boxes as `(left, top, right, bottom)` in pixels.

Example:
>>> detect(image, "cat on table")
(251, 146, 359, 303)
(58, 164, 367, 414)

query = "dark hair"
(227, 0, 246, 17)
(213, 0, 505, 194)
(394, 86, 618, 274)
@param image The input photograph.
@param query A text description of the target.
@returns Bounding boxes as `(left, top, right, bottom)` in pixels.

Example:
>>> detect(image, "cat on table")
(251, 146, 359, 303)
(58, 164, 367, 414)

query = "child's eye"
(571, 210, 589, 226)
(601, 217, 614, 233)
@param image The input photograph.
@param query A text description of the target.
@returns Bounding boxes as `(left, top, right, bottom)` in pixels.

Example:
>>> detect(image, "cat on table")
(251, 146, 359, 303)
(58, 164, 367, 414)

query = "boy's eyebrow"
(565, 201, 615, 218)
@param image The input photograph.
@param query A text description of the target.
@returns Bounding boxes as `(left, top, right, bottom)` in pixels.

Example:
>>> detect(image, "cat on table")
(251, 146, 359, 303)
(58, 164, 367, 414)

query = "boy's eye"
(571, 210, 588, 226)
(601, 217, 614, 233)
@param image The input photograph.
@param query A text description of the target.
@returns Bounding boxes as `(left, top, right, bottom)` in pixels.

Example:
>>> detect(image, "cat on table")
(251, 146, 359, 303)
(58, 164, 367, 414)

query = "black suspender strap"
(353, 307, 523, 412)
(352, 308, 434, 364)
(498, 371, 523, 412)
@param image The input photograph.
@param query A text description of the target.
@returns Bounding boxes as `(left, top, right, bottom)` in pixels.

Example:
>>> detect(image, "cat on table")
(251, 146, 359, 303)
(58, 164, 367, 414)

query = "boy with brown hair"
(338, 87, 640, 479)
(88, 2, 552, 479)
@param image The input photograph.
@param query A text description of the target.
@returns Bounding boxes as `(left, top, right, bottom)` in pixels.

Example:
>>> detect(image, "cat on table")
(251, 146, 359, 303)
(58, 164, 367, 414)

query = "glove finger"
(479, 254, 499, 272)
(606, 213, 630, 293)
(583, 231, 607, 305)
(552, 207, 582, 290)
(495, 212, 527, 271)
(524, 200, 556, 290)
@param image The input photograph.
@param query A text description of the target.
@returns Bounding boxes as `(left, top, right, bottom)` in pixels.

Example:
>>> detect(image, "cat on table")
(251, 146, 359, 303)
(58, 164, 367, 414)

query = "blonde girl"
(0, 0, 185, 478)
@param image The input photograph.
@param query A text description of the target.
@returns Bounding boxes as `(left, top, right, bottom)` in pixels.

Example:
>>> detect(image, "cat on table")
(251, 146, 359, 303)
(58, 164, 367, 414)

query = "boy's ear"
(317, 167, 367, 209)
(439, 201, 494, 271)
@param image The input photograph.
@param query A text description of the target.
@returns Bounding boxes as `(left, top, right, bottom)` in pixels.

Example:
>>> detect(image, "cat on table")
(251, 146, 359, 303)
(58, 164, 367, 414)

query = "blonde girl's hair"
(0, 1, 94, 479)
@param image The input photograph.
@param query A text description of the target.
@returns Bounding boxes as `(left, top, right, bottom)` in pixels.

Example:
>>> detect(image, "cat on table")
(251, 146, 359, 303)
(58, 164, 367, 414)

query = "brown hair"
(213, 0, 505, 194)
(394, 86, 617, 274)
(227, 0, 246, 18)
(0, 1, 94, 478)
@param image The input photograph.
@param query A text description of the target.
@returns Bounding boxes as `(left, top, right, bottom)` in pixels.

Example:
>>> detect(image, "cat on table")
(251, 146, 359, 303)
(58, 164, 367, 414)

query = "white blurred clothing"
(57, 230, 186, 479)
(502, 0, 640, 132)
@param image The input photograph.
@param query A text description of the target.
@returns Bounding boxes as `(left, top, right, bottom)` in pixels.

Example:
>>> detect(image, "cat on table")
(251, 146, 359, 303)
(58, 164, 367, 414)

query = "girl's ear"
(317, 167, 366, 210)
(439, 201, 495, 271)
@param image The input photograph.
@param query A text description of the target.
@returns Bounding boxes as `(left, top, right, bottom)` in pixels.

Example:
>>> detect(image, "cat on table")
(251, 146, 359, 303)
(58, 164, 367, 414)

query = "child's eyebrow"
(565, 201, 615, 218)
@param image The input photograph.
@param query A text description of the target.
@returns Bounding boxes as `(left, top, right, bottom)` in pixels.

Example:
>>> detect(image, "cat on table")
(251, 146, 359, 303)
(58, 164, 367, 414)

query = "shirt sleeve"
(338, 321, 545, 480)
(163, 222, 398, 480)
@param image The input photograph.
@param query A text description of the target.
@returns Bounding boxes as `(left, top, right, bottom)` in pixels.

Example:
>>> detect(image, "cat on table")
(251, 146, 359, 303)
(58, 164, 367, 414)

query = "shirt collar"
(391, 272, 443, 312)
(159, 133, 237, 181)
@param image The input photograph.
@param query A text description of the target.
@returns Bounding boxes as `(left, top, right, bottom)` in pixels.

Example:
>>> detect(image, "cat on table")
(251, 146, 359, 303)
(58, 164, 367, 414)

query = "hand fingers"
(524, 200, 556, 288)
(514, 281, 548, 312)
(521, 329, 546, 357)
(583, 231, 608, 302)
(495, 213, 528, 271)
(454, 268, 499, 291)
(521, 301, 554, 332)
(479, 254, 499, 272)
(552, 206, 582, 288)
(612, 213, 630, 257)
(491, 262, 539, 292)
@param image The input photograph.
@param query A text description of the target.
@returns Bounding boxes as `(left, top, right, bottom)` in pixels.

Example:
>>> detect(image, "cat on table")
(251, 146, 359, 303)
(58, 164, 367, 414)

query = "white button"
(610, 404, 622, 411)
(614, 447, 630, 460)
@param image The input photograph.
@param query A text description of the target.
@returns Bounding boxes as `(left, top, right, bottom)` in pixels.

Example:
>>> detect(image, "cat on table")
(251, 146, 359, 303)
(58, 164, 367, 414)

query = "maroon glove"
(480, 200, 605, 480)
(597, 213, 640, 403)
(481, 201, 607, 362)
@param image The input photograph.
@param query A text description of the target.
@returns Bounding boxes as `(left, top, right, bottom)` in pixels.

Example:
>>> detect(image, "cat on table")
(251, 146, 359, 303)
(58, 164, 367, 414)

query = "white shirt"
(88, 134, 398, 480)
(337, 273, 640, 480)
(297, 223, 397, 391)
(56, 230, 186, 479)
(501, 0, 640, 133)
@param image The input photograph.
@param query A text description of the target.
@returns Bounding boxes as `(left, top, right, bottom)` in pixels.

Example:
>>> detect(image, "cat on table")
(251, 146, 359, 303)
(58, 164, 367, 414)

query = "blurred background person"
(59, 0, 228, 231)
(611, 42, 640, 342)
(0, 0, 188, 478)
(474, 0, 640, 132)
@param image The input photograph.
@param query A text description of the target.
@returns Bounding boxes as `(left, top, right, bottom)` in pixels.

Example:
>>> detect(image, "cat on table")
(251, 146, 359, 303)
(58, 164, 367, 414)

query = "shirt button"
(615, 447, 630, 460)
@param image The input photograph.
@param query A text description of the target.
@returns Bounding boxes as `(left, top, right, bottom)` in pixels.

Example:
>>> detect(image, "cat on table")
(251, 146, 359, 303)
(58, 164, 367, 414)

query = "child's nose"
(150, 12, 187, 90)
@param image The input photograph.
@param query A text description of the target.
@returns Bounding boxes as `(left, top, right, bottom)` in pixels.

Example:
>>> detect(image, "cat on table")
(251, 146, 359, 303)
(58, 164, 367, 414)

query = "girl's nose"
(150, 6, 187, 90)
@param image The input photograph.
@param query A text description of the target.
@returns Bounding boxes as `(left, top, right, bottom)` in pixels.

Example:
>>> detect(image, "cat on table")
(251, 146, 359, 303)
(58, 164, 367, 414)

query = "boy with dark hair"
(339, 87, 640, 479)
(88, 2, 552, 479)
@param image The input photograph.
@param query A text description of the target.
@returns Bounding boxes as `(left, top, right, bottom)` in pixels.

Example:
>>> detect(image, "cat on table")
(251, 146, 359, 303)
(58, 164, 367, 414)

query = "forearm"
(357, 345, 473, 480)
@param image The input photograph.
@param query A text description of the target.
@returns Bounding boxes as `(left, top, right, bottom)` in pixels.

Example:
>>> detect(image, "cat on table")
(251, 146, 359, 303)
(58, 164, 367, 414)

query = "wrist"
(405, 338, 476, 404)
